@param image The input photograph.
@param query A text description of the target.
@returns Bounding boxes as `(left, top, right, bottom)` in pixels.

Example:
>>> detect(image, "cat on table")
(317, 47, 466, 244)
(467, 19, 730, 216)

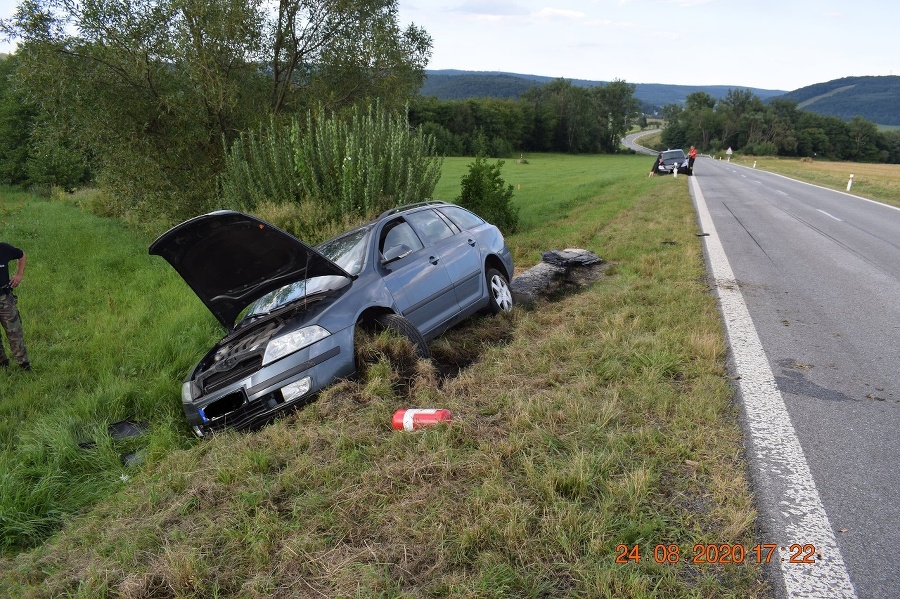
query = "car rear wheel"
(374, 313, 430, 359)
(486, 268, 513, 314)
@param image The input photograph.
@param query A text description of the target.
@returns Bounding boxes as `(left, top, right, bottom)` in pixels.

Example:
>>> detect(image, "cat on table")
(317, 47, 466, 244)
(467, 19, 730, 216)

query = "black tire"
(374, 313, 430, 359)
(486, 267, 513, 314)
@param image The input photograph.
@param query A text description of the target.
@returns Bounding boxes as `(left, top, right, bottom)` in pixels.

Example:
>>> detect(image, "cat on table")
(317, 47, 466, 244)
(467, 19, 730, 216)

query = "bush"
(220, 117, 300, 212)
(744, 141, 778, 156)
(294, 103, 443, 219)
(455, 156, 519, 233)
(419, 122, 463, 156)
(221, 103, 444, 240)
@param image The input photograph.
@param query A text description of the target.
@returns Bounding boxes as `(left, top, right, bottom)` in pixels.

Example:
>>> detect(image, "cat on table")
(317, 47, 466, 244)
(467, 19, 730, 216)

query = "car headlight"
(262, 325, 330, 365)
(182, 381, 199, 404)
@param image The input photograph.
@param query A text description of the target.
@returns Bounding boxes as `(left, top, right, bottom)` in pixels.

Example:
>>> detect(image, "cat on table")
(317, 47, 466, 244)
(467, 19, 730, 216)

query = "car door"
(405, 209, 484, 313)
(377, 218, 458, 336)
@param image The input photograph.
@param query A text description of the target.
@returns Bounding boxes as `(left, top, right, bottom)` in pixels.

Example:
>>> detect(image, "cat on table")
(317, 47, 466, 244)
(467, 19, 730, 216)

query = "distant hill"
(420, 70, 786, 114)
(772, 76, 900, 126)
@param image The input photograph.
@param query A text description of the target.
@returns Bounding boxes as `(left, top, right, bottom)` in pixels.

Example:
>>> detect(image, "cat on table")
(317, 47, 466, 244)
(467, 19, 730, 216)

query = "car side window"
(380, 220, 424, 259)
(439, 206, 484, 231)
(406, 209, 455, 245)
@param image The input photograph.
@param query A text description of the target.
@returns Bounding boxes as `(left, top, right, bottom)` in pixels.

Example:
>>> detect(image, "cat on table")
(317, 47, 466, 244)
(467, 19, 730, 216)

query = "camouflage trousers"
(0, 291, 29, 366)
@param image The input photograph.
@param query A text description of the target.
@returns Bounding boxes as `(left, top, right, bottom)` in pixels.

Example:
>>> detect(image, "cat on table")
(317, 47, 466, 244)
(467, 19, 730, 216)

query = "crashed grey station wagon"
(149, 201, 514, 437)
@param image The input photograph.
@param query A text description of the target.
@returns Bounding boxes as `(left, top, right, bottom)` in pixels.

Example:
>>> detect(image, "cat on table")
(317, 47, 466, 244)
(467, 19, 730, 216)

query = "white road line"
(816, 209, 843, 222)
(724, 162, 900, 214)
(690, 175, 857, 599)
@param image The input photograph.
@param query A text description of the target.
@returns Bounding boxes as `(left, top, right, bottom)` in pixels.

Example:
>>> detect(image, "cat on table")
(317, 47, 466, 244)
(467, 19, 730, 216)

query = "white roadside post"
(847, 174, 854, 191)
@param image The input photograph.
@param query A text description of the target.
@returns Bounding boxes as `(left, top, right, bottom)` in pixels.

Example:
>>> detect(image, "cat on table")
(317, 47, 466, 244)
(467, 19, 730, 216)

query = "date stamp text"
(615, 543, 820, 565)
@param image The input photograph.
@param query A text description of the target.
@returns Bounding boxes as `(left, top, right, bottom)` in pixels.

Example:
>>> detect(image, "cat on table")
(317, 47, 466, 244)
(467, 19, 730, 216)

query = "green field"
(0, 156, 770, 597)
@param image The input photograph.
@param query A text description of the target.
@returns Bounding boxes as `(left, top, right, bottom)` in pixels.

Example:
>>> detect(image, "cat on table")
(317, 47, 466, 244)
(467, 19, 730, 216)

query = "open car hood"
(149, 211, 351, 330)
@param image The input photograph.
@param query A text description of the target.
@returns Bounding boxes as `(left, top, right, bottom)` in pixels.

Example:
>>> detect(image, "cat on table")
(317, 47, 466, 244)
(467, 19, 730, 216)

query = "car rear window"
(439, 206, 485, 230)
(406, 209, 456, 244)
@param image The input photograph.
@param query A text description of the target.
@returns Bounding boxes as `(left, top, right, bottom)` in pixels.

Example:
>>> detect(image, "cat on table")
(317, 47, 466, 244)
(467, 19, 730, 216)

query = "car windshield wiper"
(237, 288, 333, 328)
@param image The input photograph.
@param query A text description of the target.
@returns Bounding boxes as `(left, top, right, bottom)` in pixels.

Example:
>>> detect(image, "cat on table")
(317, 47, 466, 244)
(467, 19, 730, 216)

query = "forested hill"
(773, 76, 900, 126)
(420, 69, 786, 114)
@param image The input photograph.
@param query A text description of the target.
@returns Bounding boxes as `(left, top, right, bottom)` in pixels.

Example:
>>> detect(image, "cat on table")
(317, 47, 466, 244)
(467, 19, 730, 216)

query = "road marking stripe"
(690, 175, 857, 599)
(724, 161, 900, 213)
(816, 209, 843, 221)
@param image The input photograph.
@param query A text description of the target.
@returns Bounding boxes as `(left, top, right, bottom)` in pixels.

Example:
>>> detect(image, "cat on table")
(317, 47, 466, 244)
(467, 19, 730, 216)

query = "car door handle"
(467, 238, 476, 246)
(429, 255, 439, 265)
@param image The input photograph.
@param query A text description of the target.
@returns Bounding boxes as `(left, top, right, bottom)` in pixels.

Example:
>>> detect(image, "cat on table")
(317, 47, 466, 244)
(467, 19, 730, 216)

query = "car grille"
(196, 321, 281, 393)
(201, 388, 313, 433)
(202, 389, 247, 420)
(199, 355, 263, 392)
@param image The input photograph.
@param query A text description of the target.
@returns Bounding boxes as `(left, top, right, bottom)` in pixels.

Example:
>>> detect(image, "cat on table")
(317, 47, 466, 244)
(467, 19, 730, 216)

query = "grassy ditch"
(0, 157, 769, 597)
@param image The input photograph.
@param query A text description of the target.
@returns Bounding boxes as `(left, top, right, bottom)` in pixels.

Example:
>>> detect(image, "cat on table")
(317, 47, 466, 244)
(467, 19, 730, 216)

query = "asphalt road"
(691, 158, 900, 599)
(622, 130, 659, 155)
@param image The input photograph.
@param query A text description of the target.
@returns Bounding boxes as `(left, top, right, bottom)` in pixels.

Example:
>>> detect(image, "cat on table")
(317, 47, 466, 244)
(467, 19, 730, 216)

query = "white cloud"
(663, 0, 717, 7)
(533, 8, 586, 21)
(452, 0, 529, 17)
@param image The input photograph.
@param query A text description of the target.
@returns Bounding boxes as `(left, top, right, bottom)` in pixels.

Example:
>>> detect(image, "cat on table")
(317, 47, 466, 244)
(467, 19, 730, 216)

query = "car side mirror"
(382, 244, 413, 264)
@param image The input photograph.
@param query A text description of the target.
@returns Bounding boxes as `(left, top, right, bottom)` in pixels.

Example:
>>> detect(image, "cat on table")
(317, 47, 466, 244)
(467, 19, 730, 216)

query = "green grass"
(0, 159, 769, 598)
(435, 154, 658, 266)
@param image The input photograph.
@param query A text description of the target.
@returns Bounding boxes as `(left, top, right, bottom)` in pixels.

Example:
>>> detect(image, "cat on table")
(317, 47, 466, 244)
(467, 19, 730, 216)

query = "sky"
(0, 0, 895, 92)
(396, 0, 897, 91)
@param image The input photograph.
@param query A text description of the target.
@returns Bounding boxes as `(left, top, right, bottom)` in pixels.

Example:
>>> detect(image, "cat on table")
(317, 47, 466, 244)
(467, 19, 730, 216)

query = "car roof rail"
(377, 200, 450, 219)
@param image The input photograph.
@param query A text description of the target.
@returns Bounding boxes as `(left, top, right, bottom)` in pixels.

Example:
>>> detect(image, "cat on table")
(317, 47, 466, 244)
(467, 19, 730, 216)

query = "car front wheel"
(486, 268, 513, 314)
(374, 313, 430, 359)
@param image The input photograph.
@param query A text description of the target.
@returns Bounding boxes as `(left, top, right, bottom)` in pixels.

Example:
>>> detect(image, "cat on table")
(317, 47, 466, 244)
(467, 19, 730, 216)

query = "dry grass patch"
(728, 156, 900, 207)
(0, 161, 769, 598)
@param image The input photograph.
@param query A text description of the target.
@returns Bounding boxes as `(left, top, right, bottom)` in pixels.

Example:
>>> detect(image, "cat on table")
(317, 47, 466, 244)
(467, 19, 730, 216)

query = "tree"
(717, 89, 765, 149)
(654, 84, 897, 163)
(4, 0, 431, 221)
(278, 1, 431, 114)
(591, 79, 640, 153)
(847, 115, 880, 161)
(660, 103, 687, 149)
(0, 55, 37, 185)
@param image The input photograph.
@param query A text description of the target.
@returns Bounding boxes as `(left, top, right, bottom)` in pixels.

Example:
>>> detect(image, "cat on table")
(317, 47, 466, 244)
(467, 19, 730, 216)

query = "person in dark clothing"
(0, 242, 31, 371)
(648, 153, 663, 177)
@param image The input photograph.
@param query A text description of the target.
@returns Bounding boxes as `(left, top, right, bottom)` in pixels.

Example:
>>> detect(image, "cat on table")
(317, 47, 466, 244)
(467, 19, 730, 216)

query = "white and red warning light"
(391, 408, 453, 431)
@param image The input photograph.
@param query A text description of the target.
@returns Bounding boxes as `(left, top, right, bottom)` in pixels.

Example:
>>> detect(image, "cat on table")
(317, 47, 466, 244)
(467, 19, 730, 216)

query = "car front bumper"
(183, 325, 356, 436)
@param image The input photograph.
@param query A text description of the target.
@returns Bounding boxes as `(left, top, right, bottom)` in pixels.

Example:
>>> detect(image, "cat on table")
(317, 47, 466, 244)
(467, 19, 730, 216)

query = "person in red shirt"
(688, 145, 698, 172)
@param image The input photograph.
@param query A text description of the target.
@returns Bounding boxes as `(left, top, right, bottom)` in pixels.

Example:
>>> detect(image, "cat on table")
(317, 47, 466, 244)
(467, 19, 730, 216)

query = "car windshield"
(241, 226, 372, 320)
(663, 150, 685, 160)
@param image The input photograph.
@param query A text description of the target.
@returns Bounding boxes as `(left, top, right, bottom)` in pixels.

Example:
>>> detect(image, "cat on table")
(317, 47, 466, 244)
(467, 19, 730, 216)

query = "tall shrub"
(294, 103, 443, 219)
(221, 103, 443, 240)
(456, 156, 518, 233)
(220, 117, 300, 210)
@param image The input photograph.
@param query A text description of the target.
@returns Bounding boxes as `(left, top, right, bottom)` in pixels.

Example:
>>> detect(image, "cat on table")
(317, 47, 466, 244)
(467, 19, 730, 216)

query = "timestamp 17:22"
(615, 543, 818, 565)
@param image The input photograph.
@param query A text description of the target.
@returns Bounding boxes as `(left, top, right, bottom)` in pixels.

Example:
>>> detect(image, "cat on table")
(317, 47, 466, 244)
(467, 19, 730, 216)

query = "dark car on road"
(150, 201, 514, 437)
(656, 149, 692, 175)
